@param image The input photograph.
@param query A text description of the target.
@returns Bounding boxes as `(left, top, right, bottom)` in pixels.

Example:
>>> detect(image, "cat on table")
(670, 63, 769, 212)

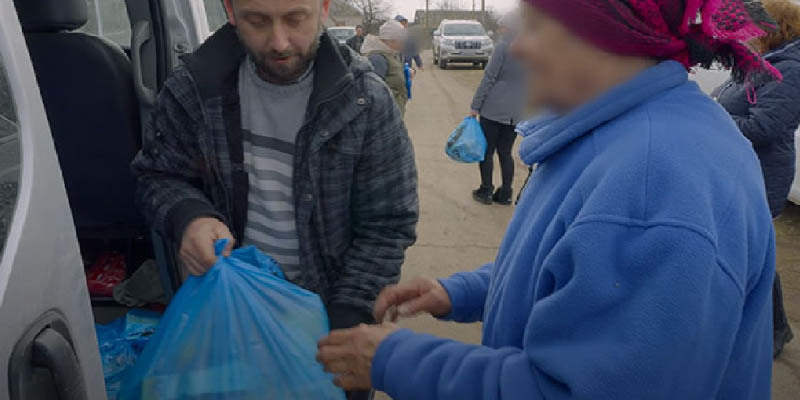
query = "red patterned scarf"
(527, 0, 782, 84)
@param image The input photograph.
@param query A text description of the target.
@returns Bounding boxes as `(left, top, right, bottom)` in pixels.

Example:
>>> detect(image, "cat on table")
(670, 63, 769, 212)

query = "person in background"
(346, 25, 365, 53)
(361, 20, 409, 114)
(396, 15, 424, 71)
(317, 0, 778, 398)
(131, 1, 419, 398)
(712, 0, 799, 358)
(469, 12, 526, 206)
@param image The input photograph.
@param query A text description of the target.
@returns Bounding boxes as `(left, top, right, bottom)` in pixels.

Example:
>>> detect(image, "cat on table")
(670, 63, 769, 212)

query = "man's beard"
(240, 25, 323, 85)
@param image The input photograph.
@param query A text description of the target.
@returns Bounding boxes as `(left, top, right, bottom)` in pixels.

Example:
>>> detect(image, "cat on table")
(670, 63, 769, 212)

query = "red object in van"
(86, 253, 126, 297)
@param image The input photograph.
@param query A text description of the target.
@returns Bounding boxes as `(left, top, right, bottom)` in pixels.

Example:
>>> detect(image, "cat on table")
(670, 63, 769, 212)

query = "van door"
(0, 1, 105, 398)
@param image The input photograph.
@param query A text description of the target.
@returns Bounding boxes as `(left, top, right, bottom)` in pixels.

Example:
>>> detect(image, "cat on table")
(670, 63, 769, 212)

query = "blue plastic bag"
(96, 310, 161, 400)
(445, 117, 487, 163)
(118, 240, 345, 400)
(404, 62, 413, 99)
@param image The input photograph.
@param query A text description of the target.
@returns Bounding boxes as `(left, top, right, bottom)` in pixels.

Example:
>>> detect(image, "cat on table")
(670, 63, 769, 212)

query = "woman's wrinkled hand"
(316, 323, 400, 390)
(373, 277, 453, 322)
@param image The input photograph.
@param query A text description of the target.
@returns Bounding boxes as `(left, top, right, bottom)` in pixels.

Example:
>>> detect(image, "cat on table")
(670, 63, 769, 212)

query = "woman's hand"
(469, 109, 480, 118)
(317, 323, 400, 390)
(373, 277, 453, 322)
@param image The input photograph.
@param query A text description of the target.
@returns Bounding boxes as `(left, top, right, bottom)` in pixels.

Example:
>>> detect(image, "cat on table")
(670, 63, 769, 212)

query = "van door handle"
(30, 328, 89, 400)
(132, 21, 157, 107)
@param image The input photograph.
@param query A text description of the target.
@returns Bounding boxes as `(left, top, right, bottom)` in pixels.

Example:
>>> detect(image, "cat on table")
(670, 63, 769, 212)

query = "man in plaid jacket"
(131, 0, 418, 358)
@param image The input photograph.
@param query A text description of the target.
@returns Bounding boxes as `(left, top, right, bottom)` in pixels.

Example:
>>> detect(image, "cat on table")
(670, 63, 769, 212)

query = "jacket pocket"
(323, 133, 362, 170)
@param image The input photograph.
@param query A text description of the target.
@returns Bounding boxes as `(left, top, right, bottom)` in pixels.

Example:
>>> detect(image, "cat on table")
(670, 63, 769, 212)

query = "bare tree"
(435, 0, 465, 10)
(346, 0, 391, 33)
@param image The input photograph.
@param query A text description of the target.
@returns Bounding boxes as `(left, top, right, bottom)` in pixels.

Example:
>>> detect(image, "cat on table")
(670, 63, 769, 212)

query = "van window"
(205, 0, 229, 33)
(0, 52, 20, 254)
(81, 0, 132, 47)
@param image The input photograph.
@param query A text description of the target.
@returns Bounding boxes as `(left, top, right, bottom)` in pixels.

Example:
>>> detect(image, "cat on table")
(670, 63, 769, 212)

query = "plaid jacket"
(131, 26, 419, 322)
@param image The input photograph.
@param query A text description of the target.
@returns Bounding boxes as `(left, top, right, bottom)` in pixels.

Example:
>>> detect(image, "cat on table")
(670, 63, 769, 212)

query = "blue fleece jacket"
(370, 61, 776, 399)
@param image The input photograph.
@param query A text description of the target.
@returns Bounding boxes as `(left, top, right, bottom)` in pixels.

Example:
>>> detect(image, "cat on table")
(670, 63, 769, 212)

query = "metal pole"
(425, 0, 429, 32)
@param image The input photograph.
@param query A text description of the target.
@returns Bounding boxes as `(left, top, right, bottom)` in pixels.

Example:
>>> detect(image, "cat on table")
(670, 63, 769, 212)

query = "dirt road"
(377, 52, 799, 399)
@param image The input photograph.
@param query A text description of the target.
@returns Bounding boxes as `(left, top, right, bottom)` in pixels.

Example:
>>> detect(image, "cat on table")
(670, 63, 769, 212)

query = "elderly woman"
(470, 12, 526, 205)
(713, 0, 799, 358)
(318, 1, 778, 399)
(361, 20, 409, 114)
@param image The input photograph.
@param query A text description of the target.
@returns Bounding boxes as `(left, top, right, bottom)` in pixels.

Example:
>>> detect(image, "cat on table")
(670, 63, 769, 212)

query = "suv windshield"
(443, 24, 485, 36)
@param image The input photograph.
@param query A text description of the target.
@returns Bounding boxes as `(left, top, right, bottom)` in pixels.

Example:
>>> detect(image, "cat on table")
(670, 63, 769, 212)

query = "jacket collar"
(183, 24, 354, 111)
(517, 60, 688, 165)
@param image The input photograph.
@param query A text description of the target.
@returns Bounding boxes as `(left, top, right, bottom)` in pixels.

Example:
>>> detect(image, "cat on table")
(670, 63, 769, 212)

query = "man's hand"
(373, 277, 452, 322)
(469, 109, 479, 118)
(179, 217, 234, 276)
(317, 323, 400, 390)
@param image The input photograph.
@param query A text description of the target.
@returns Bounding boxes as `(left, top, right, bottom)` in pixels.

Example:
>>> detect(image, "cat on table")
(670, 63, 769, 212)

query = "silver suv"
(433, 20, 493, 70)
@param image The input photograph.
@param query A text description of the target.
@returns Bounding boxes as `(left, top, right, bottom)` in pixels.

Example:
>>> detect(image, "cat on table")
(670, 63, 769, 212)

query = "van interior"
(11, 0, 183, 324)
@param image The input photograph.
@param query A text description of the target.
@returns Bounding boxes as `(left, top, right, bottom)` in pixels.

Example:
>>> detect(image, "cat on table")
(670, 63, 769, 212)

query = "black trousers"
(479, 117, 517, 190)
(774, 272, 793, 339)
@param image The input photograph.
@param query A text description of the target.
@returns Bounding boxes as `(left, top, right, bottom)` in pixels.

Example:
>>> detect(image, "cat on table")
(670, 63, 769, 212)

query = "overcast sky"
(389, 0, 520, 22)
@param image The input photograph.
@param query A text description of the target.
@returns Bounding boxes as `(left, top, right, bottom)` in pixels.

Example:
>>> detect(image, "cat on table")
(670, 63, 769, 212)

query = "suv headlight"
(482, 39, 493, 47)
(442, 39, 455, 47)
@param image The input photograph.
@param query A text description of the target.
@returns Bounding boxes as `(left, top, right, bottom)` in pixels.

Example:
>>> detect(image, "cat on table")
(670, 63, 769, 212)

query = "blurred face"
(225, 0, 330, 84)
(400, 20, 409, 28)
(511, 4, 612, 112)
(356, 27, 364, 36)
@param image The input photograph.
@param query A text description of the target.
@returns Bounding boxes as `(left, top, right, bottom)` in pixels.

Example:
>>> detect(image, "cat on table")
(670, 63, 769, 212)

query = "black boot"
(472, 185, 494, 205)
(493, 187, 513, 206)
(774, 324, 794, 358)
(773, 272, 794, 358)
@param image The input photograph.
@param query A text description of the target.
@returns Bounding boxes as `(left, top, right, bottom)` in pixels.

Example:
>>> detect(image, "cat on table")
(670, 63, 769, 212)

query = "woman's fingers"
(375, 277, 452, 320)
(373, 281, 425, 321)
(373, 285, 401, 321)
(397, 292, 438, 317)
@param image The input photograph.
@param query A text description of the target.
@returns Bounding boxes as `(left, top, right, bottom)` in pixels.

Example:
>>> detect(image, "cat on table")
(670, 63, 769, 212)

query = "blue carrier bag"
(118, 240, 345, 400)
(445, 117, 487, 163)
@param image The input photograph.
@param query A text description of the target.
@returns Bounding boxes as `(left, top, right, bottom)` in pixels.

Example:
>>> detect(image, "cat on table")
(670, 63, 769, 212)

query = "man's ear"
(320, 0, 331, 25)
(224, 0, 236, 25)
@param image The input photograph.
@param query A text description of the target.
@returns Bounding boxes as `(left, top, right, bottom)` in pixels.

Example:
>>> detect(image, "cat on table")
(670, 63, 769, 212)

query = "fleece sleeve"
(371, 219, 758, 400)
(438, 263, 493, 323)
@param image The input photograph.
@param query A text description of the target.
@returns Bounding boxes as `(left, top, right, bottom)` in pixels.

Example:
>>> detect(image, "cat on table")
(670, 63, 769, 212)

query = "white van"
(0, 0, 226, 397)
